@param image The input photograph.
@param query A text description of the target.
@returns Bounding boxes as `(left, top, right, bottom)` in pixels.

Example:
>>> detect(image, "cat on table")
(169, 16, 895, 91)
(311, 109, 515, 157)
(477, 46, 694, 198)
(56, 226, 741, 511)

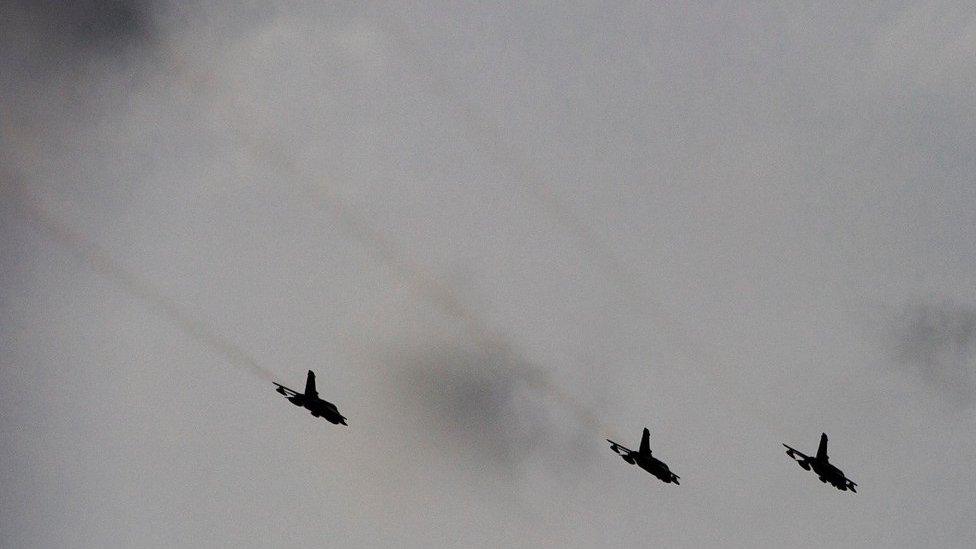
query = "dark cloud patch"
(890, 301, 976, 408)
(386, 339, 595, 476)
(390, 341, 548, 468)
(1, 0, 158, 67)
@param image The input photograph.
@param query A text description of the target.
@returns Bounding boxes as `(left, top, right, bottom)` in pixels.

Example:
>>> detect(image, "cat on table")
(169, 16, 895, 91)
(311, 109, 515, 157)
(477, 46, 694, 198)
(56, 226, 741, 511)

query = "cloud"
(2, 0, 157, 63)
(4, 3, 976, 546)
(382, 338, 598, 477)
(889, 300, 976, 408)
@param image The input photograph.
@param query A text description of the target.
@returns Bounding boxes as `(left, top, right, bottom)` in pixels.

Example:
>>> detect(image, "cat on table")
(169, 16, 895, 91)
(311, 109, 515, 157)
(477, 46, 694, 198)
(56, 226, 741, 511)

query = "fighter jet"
(273, 370, 347, 425)
(783, 433, 856, 492)
(607, 427, 680, 485)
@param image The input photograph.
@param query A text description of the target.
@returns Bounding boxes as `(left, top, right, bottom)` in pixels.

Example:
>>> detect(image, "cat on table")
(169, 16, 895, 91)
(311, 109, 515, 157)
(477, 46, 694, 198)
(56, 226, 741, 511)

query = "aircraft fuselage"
(810, 460, 849, 490)
(285, 393, 347, 425)
(637, 455, 677, 484)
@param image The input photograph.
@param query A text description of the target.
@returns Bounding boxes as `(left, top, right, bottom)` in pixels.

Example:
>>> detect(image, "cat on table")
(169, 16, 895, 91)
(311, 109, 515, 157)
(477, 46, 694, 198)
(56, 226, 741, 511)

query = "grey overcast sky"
(2, 2, 975, 547)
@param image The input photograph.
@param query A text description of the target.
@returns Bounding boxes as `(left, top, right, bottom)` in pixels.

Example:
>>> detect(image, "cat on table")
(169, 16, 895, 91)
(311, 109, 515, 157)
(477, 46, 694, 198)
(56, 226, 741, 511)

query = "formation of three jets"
(274, 370, 856, 492)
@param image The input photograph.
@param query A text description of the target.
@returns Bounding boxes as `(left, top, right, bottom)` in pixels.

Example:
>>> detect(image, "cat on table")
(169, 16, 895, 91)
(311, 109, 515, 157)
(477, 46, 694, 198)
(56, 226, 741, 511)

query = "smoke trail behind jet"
(5, 62, 616, 445)
(373, 7, 717, 369)
(163, 40, 620, 439)
(4, 175, 277, 383)
(233, 130, 619, 440)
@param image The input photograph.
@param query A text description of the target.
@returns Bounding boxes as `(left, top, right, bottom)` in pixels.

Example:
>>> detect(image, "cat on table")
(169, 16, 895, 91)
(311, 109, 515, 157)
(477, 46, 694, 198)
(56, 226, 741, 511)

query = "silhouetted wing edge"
(273, 383, 300, 396)
(782, 444, 809, 460)
(607, 439, 634, 455)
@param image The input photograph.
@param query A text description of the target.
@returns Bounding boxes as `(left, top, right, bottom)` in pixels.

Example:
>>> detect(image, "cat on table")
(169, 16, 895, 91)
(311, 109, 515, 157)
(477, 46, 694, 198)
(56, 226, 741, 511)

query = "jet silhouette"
(274, 370, 347, 425)
(608, 427, 680, 484)
(784, 433, 856, 492)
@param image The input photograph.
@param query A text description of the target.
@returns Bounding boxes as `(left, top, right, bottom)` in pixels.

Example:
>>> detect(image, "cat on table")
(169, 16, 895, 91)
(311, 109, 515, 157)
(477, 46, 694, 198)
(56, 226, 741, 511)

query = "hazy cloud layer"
(3, 2, 976, 547)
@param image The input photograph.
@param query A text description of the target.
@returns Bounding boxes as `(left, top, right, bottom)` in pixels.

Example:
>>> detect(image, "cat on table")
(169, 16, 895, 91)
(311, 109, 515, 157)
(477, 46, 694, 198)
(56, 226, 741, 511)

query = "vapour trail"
(374, 7, 718, 368)
(202, 48, 624, 439)
(6, 34, 620, 439)
(233, 132, 620, 439)
(162, 33, 619, 436)
(4, 175, 277, 383)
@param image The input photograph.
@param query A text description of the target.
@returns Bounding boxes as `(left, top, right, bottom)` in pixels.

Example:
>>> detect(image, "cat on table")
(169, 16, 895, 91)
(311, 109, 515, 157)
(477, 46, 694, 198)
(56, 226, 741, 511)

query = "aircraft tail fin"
(305, 370, 317, 397)
(816, 432, 828, 460)
(639, 427, 651, 456)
